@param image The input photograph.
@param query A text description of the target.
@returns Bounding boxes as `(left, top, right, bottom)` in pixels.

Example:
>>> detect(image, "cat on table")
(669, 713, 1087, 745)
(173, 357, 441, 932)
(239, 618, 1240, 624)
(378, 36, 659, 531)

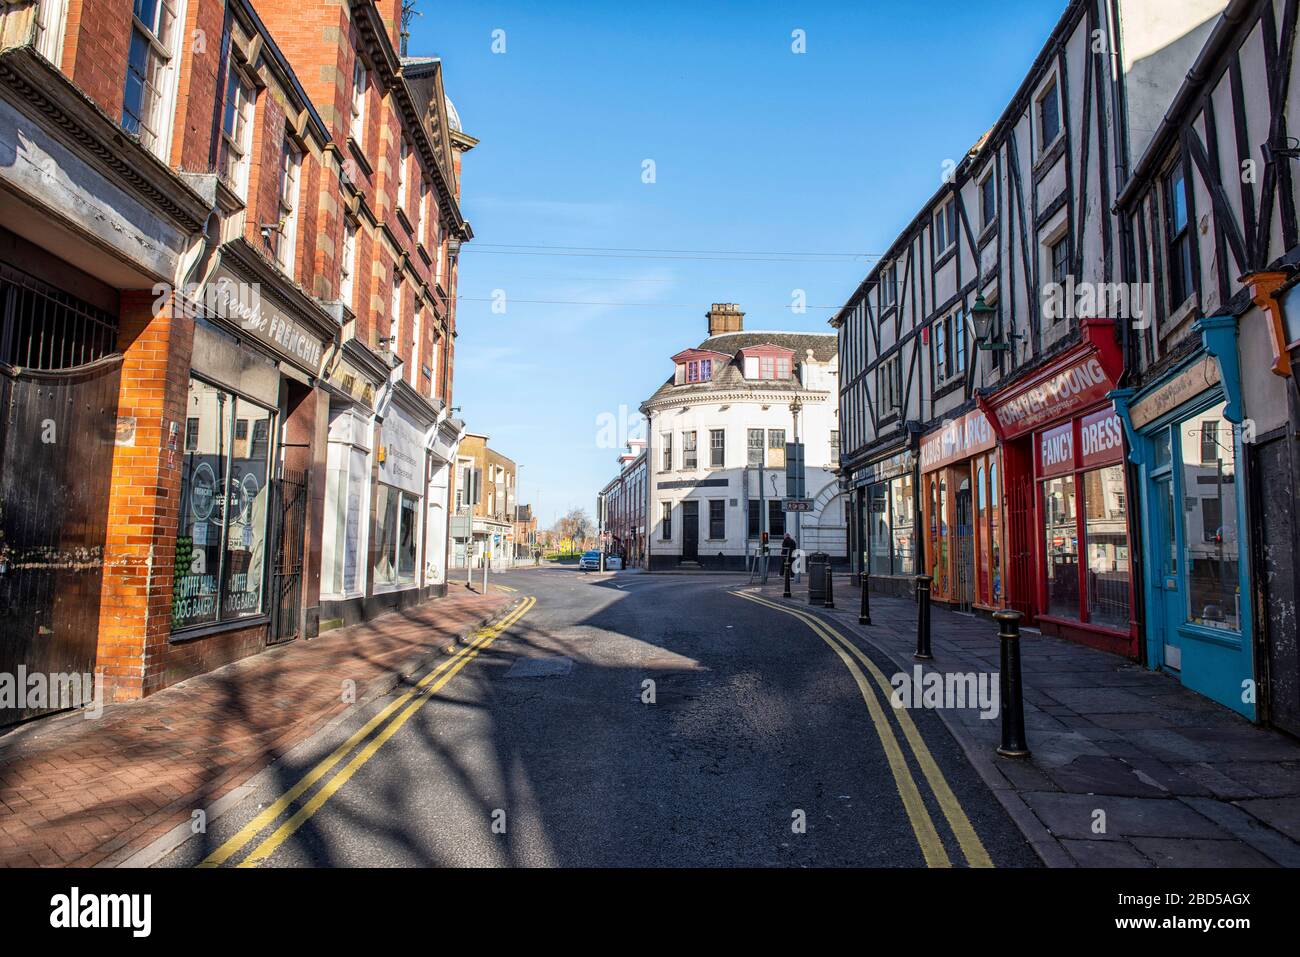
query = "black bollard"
(914, 575, 933, 660)
(823, 565, 835, 609)
(994, 610, 1030, 757)
(859, 571, 872, 626)
(782, 556, 792, 598)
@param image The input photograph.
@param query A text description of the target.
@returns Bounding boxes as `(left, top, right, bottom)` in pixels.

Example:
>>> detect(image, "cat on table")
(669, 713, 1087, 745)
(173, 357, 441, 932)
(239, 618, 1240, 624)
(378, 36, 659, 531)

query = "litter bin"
(806, 551, 830, 604)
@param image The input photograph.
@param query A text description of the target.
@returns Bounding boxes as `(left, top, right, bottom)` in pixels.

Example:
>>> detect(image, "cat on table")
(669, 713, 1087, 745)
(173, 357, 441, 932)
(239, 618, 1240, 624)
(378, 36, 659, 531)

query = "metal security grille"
(0, 265, 118, 370)
(269, 467, 308, 645)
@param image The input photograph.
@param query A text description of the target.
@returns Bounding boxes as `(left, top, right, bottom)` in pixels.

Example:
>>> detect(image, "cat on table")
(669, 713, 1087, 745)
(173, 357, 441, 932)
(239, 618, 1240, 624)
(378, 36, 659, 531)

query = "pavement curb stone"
(754, 582, 1300, 869)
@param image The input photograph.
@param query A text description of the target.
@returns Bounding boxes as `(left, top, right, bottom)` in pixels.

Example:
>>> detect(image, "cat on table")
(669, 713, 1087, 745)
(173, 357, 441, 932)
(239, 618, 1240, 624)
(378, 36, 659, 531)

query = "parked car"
(579, 550, 602, 571)
(605, 555, 623, 571)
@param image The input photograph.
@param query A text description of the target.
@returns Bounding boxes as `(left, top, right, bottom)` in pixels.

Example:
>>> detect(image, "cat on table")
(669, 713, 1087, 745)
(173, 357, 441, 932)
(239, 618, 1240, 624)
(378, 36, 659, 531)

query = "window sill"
(171, 614, 270, 644)
(347, 137, 373, 177)
(1159, 293, 1200, 341)
(1034, 133, 1065, 174)
(396, 207, 413, 235)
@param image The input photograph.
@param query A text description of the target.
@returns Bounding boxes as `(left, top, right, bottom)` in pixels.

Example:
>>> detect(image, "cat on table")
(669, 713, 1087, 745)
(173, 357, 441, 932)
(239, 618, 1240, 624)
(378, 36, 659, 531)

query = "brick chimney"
(706, 302, 744, 336)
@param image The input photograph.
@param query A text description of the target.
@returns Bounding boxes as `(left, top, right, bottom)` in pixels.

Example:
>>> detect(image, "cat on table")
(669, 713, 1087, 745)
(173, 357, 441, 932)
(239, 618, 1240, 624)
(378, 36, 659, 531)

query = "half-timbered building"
(833, 0, 1231, 661)
(1112, 0, 1300, 726)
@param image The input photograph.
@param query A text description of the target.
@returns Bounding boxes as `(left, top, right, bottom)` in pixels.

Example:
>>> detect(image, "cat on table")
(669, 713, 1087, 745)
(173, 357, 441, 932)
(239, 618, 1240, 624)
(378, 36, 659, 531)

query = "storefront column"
(97, 289, 193, 702)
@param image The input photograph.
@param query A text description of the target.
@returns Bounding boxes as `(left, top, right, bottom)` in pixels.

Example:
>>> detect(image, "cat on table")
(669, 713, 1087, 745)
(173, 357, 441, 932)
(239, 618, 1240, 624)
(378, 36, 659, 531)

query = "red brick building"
(0, 0, 473, 723)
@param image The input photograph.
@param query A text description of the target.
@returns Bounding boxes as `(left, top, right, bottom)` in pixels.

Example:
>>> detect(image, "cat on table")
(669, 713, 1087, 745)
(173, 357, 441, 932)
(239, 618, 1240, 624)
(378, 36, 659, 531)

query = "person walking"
(781, 531, 798, 582)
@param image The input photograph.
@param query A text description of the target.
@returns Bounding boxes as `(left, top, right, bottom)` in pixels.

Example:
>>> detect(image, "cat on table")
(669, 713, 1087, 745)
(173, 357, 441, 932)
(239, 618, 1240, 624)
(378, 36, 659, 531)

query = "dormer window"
(686, 358, 712, 383)
(739, 345, 795, 380)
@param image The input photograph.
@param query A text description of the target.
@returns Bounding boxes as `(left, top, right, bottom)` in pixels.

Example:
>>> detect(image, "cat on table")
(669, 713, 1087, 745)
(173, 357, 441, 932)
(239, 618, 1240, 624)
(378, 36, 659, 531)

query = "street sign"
(782, 498, 813, 512)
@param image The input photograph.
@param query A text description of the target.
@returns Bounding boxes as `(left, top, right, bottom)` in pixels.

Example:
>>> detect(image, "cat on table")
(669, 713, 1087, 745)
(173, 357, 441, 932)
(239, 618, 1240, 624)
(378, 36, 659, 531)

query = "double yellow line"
(199, 596, 536, 868)
(732, 590, 992, 868)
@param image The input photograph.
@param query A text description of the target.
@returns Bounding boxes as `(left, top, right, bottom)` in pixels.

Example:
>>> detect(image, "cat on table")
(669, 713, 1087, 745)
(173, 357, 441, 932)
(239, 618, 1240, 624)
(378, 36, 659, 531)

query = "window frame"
(274, 135, 302, 274)
(122, 0, 183, 159)
(1163, 159, 1195, 310)
(1036, 75, 1063, 155)
(349, 55, 368, 145)
(709, 428, 725, 468)
(933, 198, 956, 256)
(218, 65, 255, 199)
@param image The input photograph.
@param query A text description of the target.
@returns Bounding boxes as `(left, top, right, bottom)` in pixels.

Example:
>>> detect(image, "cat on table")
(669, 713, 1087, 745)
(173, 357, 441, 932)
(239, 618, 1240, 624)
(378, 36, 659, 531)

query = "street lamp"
(970, 293, 1006, 351)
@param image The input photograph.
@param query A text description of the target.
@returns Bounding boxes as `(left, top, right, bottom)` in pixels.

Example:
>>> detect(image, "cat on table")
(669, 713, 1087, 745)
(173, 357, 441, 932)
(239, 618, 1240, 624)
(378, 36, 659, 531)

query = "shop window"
(661, 501, 672, 540)
(1043, 475, 1078, 619)
(172, 378, 274, 631)
(891, 474, 914, 575)
(1083, 465, 1130, 629)
(323, 439, 368, 598)
(867, 484, 890, 576)
(373, 484, 420, 589)
(1179, 403, 1238, 631)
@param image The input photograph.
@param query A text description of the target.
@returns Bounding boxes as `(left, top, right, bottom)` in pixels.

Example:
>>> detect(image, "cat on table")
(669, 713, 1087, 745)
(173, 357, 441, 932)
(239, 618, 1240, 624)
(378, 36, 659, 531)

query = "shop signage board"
(782, 499, 813, 512)
(1129, 356, 1221, 430)
(919, 409, 996, 471)
(207, 264, 326, 375)
(379, 407, 425, 495)
(990, 353, 1113, 439)
(1078, 409, 1124, 468)
(852, 448, 914, 487)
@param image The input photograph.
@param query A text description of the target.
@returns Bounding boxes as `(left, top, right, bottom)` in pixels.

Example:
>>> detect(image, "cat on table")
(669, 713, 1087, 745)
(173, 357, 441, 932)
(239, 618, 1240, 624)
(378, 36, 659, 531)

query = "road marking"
(735, 591, 993, 868)
(495, 584, 517, 593)
(732, 591, 948, 867)
(198, 597, 535, 868)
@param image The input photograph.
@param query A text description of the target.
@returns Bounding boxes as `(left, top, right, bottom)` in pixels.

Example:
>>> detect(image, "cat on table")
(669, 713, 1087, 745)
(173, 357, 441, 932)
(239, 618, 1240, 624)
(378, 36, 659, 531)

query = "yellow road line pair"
(732, 590, 992, 869)
(199, 596, 537, 868)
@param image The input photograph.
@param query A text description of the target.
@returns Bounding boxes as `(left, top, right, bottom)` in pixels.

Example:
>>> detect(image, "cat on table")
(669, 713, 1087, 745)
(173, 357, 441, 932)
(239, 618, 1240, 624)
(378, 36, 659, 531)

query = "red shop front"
(979, 320, 1136, 657)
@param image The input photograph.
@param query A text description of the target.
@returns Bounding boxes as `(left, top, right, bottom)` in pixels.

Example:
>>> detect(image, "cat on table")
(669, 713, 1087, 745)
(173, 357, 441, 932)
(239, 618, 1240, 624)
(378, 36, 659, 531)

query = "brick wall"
(62, 0, 131, 117)
(96, 290, 193, 701)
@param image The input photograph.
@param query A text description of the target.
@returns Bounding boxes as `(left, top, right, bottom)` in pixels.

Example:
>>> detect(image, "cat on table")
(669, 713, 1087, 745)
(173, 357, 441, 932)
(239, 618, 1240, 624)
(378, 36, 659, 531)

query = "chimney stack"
(706, 302, 744, 337)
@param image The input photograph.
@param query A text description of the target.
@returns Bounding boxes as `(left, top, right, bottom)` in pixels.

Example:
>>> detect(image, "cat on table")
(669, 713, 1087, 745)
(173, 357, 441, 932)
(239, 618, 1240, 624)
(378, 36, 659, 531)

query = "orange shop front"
(918, 409, 1006, 612)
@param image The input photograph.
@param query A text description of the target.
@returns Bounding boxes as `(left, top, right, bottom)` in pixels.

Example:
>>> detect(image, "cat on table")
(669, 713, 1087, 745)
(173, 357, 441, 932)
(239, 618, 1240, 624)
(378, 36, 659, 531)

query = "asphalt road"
(160, 567, 1040, 867)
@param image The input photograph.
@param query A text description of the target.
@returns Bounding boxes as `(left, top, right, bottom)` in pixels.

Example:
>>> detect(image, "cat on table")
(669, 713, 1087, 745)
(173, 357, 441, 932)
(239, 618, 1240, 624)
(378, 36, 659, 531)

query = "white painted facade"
(641, 327, 846, 569)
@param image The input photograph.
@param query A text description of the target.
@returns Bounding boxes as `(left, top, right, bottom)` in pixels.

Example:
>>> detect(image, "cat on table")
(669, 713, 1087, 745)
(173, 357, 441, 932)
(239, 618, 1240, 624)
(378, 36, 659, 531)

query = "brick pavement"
(0, 586, 514, 867)
(760, 577, 1300, 868)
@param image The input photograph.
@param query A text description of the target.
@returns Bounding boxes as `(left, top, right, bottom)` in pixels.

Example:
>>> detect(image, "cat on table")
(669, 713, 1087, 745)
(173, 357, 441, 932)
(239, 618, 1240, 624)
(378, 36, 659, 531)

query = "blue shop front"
(1111, 316, 1255, 719)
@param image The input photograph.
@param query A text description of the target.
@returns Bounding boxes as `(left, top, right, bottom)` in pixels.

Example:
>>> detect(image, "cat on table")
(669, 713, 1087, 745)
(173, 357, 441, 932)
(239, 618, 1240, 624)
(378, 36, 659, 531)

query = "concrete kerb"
(105, 594, 525, 869)
(760, 587, 1074, 868)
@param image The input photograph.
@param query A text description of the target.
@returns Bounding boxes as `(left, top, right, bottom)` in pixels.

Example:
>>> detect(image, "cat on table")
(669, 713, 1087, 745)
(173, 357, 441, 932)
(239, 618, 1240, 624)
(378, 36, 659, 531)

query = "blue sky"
(410, 0, 1068, 528)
